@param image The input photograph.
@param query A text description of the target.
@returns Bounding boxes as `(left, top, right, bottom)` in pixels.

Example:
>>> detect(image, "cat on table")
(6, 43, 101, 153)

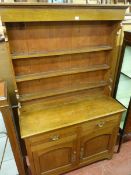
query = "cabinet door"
(29, 129, 78, 175)
(79, 116, 119, 165)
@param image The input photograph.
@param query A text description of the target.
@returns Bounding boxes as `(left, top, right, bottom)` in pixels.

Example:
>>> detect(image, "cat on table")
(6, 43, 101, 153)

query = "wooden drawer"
(29, 126, 78, 148)
(81, 114, 120, 136)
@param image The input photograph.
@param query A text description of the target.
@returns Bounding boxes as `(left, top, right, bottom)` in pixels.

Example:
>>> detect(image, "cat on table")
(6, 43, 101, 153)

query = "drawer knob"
(97, 121, 105, 128)
(51, 135, 60, 141)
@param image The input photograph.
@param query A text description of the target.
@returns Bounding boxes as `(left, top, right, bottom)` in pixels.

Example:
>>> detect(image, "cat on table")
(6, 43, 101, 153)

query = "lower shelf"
(19, 81, 108, 102)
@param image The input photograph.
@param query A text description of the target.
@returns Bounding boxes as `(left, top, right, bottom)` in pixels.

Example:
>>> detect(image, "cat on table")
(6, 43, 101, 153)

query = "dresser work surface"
(20, 95, 125, 138)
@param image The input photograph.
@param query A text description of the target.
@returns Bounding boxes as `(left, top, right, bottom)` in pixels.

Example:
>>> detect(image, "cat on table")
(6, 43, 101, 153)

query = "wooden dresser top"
(20, 95, 125, 138)
(0, 3, 127, 22)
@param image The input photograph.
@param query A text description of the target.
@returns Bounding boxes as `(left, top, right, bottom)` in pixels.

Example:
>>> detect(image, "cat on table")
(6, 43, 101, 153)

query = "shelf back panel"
(7, 21, 114, 55)
(17, 70, 106, 95)
(13, 51, 109, 76)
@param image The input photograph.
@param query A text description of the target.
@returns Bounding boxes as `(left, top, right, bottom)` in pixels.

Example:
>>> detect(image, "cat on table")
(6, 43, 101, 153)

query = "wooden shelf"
(12, 45, 112, 59)
(16, 64, 110, 83)
(19, 81, 108, 102)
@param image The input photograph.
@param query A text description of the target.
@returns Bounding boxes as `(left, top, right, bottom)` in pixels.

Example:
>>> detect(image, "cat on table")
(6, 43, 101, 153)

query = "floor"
(0, 112, 18, 175)
(65, 141, 131, 175)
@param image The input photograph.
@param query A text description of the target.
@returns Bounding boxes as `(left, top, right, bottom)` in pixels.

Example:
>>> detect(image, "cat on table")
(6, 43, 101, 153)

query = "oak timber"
(16, 64, 109, 83)
(12, 46, 112, 59)
(20, 95, 125, 138)
(0, 3, 128, 22)
(0, 4, 127, 175)
(19, 81, 107, 102)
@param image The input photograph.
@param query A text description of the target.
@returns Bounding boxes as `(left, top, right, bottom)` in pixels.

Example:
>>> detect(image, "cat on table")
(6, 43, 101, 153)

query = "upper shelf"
(12, 45, 112, 60)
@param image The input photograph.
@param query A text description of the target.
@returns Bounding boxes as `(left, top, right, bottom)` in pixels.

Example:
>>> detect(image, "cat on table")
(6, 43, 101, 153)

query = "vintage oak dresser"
(0, 3, 127, 175)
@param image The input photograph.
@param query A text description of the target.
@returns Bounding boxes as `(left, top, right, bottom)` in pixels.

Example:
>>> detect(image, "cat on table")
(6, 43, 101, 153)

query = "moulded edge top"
(0, 3, 128, 22)
(0, 3, 128, 9)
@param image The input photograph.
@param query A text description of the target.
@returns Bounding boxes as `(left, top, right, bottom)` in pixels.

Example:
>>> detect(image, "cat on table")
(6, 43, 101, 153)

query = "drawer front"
(29, 126, 78, 149)
(81, 114, 120, 136)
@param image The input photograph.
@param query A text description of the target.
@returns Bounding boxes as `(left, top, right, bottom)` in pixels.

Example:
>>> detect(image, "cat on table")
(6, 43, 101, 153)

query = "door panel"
(39, 147, 72, 172)
(80, 126, 118, 164)
(32, 139, 77, 175)
(83, 134, 110, 157)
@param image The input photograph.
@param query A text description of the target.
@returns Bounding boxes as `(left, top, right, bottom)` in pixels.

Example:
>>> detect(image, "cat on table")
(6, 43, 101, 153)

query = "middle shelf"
(16, 64, 110, 83)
